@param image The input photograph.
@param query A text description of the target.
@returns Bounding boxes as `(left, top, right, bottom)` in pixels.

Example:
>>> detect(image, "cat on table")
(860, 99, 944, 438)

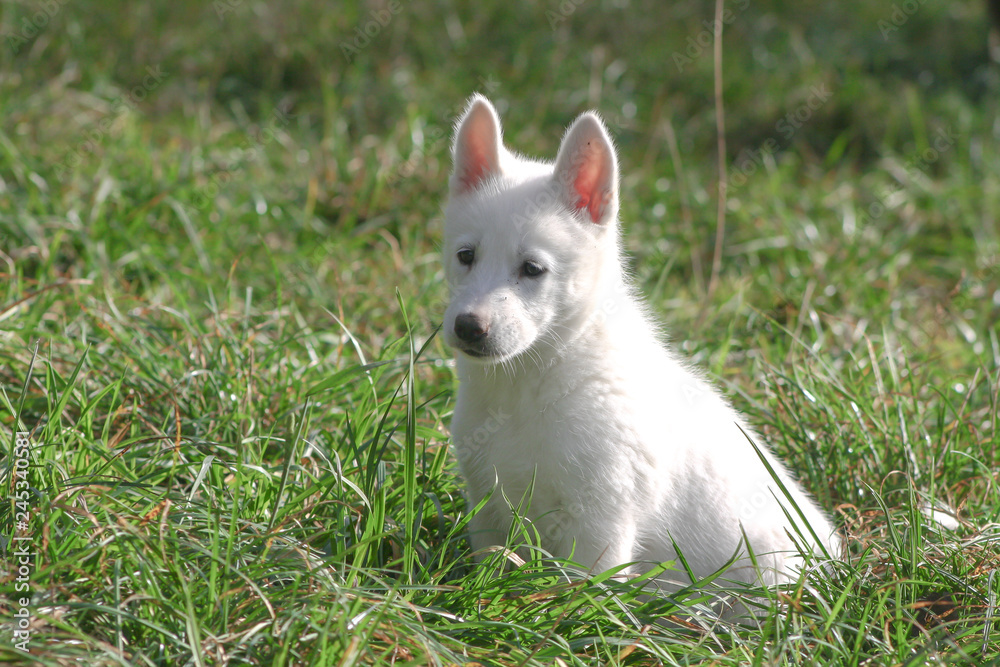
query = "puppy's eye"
(457, 248, 475, 266)
(521, 261, 545, 278)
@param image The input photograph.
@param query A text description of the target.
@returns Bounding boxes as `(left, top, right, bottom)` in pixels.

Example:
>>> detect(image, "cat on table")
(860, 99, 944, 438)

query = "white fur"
(443, 95, 840, 596)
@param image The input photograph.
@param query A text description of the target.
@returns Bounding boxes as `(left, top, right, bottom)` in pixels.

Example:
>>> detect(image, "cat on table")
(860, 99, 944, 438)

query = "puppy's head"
(442, 95, 621, 365)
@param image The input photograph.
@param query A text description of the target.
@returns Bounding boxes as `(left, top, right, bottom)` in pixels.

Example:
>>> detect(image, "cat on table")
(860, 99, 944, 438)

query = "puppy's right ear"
(552, 112, 619, 226)
(450, 95, 502, 195)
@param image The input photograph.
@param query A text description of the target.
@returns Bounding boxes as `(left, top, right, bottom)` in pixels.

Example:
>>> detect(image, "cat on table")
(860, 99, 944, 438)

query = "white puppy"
(443, 95, 839, 597)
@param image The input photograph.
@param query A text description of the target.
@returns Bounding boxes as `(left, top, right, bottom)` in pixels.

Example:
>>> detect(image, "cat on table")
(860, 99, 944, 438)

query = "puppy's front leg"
(543, 509, 639, 577)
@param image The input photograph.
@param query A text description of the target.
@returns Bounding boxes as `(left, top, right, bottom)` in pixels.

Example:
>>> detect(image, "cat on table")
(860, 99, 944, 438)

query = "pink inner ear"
(455, 105, 499, 193)
(572, 142, 610, 223)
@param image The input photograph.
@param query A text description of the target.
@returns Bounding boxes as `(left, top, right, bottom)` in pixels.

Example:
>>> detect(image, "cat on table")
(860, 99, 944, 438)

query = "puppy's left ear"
(450, 95, 503, 195)
(552, 112, 619, 225)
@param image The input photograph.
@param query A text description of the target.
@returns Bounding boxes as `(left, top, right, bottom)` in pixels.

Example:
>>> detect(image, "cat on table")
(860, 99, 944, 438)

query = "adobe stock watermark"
(5, 0, 70, 54)
(340, 1, 407, 62)
(878, 0, 929, 40)
(672, 0, 752, 72)
(53, 65, 169, 179)
(9, 431, 34, 653)
(191, 106, 294, 210)
(451, 408, 512, 459)
(729, 82, 833, 189)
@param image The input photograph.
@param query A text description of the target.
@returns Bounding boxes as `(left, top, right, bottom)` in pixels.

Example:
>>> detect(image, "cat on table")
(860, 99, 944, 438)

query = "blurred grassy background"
(3, 0, 997, 349)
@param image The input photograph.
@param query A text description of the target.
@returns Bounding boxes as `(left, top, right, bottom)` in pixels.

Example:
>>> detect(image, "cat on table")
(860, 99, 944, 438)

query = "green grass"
(1, 0, 999, 663)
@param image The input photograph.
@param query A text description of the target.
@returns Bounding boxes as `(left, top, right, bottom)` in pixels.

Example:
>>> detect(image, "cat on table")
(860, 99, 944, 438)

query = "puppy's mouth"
(455, 345, 496, 361)
(453, 341, 515, 363)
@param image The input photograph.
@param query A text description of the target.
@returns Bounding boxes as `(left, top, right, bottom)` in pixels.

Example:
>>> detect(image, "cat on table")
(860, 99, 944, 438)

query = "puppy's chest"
(456, 370, 634, 490)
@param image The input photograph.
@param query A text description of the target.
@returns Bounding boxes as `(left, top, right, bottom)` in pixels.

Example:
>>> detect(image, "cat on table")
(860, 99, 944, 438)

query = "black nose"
(454, 313, 489, 343)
